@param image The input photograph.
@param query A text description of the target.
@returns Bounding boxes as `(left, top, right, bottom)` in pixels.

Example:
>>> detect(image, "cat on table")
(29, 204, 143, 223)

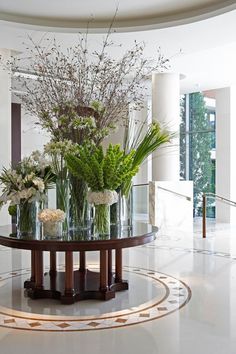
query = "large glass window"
(180, 92, 216, 217)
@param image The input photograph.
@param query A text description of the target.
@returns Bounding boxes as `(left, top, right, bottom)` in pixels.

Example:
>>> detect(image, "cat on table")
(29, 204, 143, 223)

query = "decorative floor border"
(0, 265, 191, 332)
(143, 244, 236, 260)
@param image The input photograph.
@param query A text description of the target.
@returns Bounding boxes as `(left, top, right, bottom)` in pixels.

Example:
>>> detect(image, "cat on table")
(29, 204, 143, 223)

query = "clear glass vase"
(17, 200, 40, 236)
(43, 220, 63, 238)
(120, 190, 133, 228)
(69, 176, 90, 231)
(93, 204, 110, 236)
(56, 178, 69, 233)
(110, 201, 120, 226)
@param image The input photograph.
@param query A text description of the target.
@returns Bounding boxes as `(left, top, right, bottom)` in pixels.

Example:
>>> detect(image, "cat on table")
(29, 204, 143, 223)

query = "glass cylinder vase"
(120, 189, 133, 228)
(93, 204, 110, 236)
(110, 201, 120, 226)
(69, 176, 90, 231)
(43, 221, 63, 238)
(17, 200, 40, 236)
(56, 178, 69, 233)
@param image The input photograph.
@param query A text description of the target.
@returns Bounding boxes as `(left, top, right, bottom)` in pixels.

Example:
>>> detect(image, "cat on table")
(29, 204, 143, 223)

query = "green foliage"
(180, 93, 215, 216)
(66, 144, 138, 192)
(132, 122, 171, 166)
(8, 205, 17, 217)
(122, 121, 172, 196)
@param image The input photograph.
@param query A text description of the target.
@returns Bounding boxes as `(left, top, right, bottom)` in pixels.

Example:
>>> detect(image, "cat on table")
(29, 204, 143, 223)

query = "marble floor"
(0, 219, 236, 353)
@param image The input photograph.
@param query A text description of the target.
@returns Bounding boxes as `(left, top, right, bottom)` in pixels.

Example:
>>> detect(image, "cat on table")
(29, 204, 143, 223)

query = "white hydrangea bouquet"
(38, 209, 65, 238)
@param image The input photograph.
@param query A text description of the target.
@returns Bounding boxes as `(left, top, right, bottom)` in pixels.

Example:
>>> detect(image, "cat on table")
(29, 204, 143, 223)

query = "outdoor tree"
(180, 92, 214, 216)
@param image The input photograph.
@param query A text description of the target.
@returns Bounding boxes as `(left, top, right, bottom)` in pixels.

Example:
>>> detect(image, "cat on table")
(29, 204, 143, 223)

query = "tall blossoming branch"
(4, 32, 169, 145)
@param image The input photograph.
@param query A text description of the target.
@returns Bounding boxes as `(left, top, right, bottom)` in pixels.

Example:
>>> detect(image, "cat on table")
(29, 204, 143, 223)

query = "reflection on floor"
(0, 219, 236, 353)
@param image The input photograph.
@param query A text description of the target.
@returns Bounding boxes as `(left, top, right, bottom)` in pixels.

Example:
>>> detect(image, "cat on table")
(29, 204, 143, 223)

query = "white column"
(131, 101, 151, 185)
(131, 102, 151, 216)
(152, 72, 180, 181)
(102, 121, 125, 148)
(0, 49, 11, 225)
(215, 86, 236, 223)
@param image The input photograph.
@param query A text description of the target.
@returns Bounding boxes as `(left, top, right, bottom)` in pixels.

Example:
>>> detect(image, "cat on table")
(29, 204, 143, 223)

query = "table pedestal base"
(25, 270, 128, 304)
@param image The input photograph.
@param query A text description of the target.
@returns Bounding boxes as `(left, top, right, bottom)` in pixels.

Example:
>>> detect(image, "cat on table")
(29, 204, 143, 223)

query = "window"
(180, 92, 216, 217)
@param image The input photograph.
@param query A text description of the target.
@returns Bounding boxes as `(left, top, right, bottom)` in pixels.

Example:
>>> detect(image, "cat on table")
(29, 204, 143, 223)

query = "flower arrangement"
(44, 139, 88, 230)
(66, 144, 139, 235)
(0, 151, 55, 206)
(0, 29, 173, 234)
(38, 209, 65, 223)
(38, 209, 65, 238)
(0, 151, 55, 235)
(66, 144, 138, 193)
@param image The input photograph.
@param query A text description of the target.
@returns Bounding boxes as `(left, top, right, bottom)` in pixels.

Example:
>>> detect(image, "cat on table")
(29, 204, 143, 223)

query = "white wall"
(21, 108, 50, 157)
(149, 181, 193, 232)
(215, 86, 236, 223)
(0, 49, 11, 226)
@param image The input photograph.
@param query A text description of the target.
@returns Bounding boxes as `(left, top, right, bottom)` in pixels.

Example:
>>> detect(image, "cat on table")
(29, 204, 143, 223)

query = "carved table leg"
(49, 251, 57, 290)
(35, 251, 44, 289)
(115, 249, 122, 282)
(31, 250, 36, 282)
(24, 250, 36, 289)
(50, 251, 57, 275)
(100, 250, 108, 291)
(62, 251, 75, 304)
(79, 251, 86, 272)
(108, 249, 112, 285)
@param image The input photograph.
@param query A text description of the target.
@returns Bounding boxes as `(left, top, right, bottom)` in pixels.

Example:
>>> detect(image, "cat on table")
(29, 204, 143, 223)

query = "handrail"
(133, 183, 149, 187)
(133, 183, 191, 201)
(205, 192, 236, 207)
(202, 192, 236, 238)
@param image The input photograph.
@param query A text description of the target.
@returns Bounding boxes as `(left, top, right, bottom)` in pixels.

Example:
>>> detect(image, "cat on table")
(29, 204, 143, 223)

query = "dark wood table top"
(0, 222, 157, 252)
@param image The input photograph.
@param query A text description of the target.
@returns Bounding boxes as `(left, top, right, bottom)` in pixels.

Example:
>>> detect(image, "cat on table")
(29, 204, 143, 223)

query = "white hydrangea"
(87, 190, 118, 205)
(38, 209, 66, 222)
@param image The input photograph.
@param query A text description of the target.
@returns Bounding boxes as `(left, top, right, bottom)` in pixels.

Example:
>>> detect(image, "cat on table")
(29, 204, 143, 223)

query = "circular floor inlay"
(0, 265, 191, 331)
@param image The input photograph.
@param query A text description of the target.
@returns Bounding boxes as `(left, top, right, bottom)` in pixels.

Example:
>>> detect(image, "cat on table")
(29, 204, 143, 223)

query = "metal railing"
(133, 183, 192, 202)
(202, 193, 236, 238)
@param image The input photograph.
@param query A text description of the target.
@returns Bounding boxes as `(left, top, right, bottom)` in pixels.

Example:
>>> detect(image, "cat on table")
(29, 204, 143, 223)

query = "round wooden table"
(0, 223, 157, 304)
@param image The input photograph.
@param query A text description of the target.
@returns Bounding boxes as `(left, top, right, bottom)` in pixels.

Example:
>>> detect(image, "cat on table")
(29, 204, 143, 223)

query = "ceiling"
(0, 0, 236, 32)
(1, 3, 236, 94)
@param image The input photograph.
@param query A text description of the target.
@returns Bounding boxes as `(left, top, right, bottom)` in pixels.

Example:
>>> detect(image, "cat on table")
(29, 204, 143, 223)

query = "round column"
(152, 72, 180, 181)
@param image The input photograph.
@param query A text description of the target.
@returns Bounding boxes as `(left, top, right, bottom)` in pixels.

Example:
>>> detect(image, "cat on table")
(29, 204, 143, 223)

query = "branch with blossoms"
(3, 33, 170, 145)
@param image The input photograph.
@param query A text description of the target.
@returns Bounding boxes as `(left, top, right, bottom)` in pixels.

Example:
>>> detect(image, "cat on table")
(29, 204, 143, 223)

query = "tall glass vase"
(17, 200, 40, 236)
(120, 189, 133, 228)
(93, 204, 110, 236)
(56, 178, 69, 233)
(69, 176, 90, 230)
(110, 200, 120, 226)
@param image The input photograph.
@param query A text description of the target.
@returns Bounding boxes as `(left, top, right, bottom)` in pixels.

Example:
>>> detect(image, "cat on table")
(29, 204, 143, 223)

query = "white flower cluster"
(0, 171, 45, 205)
(87, 190, 118, 205)
(20, 150, 49, 175)
(38, 209, 65, 222)
(44, 140, 77, 156)
(0, 149, 53, 207)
